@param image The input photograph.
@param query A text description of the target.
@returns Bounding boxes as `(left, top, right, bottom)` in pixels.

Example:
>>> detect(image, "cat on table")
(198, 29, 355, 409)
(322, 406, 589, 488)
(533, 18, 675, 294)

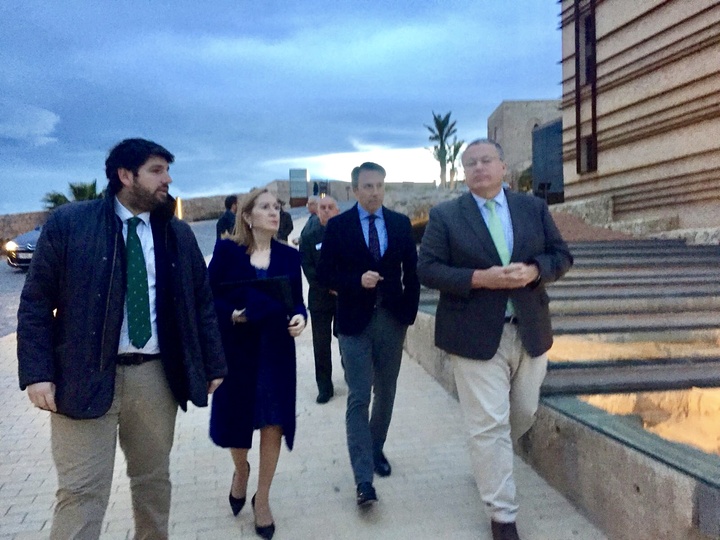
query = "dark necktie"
(126, 217, 152, 348)
(368, 214, 381, 262)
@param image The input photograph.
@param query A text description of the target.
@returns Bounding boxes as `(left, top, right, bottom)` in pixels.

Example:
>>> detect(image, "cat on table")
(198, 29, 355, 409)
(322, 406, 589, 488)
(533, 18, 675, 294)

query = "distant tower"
(289, 168, 309, 207)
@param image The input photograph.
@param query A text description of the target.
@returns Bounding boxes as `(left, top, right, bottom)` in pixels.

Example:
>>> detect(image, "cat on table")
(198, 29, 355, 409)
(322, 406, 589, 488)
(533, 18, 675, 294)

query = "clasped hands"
(471, 262, 540, 290)
(231, 309, 306, 337)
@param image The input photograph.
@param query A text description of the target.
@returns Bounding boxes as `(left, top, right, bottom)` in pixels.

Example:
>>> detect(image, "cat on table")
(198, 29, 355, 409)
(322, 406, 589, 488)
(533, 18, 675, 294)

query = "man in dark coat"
(418, 139, 572, 540)
(216, 194, 237, 240)
(276, 199, 294, 242)
(299, 196, 340, 403)
(317, 162, 420, 507)
(17, 138, 227, 540)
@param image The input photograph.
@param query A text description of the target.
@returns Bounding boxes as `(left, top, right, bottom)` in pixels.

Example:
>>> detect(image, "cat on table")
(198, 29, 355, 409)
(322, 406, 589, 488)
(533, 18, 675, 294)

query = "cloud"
(263, 144, 441, 184)
(0, 100, 59, 146)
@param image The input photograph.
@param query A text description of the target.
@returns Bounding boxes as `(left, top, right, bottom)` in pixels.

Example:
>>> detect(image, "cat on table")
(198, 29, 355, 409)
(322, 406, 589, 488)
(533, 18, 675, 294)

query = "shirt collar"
(471, 188, 507, 209)
(114, 197, 151, 226)
(357, 204, 384, 221)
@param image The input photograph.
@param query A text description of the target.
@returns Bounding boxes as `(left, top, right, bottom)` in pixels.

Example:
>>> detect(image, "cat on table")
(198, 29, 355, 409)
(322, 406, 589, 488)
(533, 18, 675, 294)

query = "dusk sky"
(0, 1, 561, 214)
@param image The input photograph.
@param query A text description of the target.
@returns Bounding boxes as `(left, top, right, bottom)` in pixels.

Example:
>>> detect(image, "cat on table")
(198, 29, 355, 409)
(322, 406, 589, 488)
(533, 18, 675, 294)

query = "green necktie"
(126, 217, 152, 348)
(485, 200, 514, 315)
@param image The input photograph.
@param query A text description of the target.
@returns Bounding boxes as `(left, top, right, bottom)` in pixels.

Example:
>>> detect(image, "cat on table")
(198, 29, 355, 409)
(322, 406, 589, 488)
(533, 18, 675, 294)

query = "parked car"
(4, 227, 41, 270)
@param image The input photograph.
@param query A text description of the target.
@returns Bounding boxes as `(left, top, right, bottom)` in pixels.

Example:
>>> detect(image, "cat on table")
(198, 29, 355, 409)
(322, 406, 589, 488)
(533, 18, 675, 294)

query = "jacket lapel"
(459, 193, 502, 265)
(505, 190, 526, 263)
(350, 204, 373, 261)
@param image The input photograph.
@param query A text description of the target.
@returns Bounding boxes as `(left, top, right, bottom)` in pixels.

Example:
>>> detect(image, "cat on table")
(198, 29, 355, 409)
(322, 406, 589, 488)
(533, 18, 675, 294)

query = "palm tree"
(425, 111, 457, 189)
(43, 180, 103, 210)
(447, 137, 464, 190)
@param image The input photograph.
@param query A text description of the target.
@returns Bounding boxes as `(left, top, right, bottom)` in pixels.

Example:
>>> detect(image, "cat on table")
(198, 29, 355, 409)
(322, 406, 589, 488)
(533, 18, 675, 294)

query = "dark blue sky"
(0, 1, 561, 213)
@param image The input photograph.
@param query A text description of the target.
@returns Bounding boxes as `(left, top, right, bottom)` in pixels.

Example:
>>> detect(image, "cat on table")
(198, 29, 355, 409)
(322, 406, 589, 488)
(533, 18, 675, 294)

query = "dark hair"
(224, 195, 238, 210)
(462, 138, 505, 162)
(105, 138, 174, 193)
(351, 162, 386, 189)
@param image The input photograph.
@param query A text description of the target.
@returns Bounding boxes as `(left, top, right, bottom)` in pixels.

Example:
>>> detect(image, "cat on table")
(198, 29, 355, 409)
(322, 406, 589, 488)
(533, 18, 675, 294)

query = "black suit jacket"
(417, 190, 572, 360)
(299, 223, 336, 312)
(317, 204, 420, 336)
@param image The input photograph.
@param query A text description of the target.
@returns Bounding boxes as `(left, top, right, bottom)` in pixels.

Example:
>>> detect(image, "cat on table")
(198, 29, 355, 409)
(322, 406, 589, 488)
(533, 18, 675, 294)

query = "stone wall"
(178, 195, 227, 222)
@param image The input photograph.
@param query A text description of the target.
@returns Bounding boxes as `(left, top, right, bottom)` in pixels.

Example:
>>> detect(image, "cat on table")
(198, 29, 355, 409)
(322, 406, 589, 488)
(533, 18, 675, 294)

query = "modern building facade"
(561, 0, 720, 229)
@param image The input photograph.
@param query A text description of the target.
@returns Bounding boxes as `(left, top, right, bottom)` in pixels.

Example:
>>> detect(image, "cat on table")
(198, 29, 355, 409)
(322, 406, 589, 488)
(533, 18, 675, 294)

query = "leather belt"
(116, 353, 161, 366)
(504, 315, 518, 325)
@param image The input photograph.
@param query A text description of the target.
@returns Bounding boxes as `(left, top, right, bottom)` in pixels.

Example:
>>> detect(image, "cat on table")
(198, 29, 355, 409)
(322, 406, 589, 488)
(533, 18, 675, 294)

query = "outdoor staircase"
(550, 239, 720, 335)
(545, 238, 720, 394)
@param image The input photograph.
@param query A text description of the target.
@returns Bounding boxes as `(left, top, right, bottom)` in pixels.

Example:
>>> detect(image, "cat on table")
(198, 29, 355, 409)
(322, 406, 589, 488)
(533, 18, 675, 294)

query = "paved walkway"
(0, 217, 607, 540)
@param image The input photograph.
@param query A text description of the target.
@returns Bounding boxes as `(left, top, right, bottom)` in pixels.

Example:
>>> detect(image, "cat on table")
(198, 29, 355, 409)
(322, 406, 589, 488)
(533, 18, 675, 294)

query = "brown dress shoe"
(491, 520, 521, 540)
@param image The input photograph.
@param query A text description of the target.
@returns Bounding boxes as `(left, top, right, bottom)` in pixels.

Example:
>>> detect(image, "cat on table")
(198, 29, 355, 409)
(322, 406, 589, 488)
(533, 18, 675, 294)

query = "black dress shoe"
(491, 520, 521, 540)
(316, 387, 334, 404)
(373, 451, 392, 477)
(356, 482, 377, 506)
(251, 494, 275, 539)
(228, 462, 250, 516)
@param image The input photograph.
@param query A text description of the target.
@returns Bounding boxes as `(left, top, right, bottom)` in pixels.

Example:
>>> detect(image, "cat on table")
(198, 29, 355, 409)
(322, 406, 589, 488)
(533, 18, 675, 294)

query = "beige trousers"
(49, 360, 178, 540)
(451, 324, 547, 523)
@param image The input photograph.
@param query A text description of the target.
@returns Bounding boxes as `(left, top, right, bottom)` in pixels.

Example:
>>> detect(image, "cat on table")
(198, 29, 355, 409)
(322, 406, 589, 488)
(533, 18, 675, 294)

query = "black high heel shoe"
(228, 462, 250, 516)
(251, 494, 276, 540)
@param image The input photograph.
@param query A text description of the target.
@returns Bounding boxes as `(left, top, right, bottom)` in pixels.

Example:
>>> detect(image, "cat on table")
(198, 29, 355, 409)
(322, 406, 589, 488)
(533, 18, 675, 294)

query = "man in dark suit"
(318, 162, 420, 507)
(418, 139, 572, 540)
(276, 199, 294, 242)
(216, 194, 237, 241)
(300, 196, 340, 404)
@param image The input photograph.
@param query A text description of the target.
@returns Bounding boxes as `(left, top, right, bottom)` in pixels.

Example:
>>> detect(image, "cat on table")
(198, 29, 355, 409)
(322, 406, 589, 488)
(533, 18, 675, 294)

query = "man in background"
(293, 195, 320, 246)
(300, 196, 340, 404)
(216, 194, 237, 240)
(276, 199, 294, 242)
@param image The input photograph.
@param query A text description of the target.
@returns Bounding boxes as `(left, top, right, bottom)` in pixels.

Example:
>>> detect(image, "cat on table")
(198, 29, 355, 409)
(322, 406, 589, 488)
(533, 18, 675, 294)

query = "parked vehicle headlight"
(4, 241, 18, 252)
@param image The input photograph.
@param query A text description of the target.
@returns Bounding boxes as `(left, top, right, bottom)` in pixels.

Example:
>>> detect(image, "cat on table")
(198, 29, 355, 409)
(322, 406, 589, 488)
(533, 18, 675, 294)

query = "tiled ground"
(0, 217, 607, 539)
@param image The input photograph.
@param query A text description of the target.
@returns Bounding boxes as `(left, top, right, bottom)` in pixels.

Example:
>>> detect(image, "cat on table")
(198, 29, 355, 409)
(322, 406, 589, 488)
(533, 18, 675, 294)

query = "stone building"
(560, 0, 720, 230)
(487, 100, 562, 186)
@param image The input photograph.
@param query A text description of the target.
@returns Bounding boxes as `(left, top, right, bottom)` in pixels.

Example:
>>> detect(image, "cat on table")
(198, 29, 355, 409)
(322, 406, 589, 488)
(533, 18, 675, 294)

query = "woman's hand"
(231, 309, 247, 324)
(288, 314, 306, 337)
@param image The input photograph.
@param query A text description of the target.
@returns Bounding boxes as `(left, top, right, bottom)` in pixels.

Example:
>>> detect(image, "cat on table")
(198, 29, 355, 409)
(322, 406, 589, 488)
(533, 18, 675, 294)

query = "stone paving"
(0, 217, 607, 540)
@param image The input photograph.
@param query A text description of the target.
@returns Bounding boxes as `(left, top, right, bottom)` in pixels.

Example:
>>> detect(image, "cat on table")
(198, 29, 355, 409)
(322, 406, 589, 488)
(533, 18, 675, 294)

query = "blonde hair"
(228, 188, 276, 253)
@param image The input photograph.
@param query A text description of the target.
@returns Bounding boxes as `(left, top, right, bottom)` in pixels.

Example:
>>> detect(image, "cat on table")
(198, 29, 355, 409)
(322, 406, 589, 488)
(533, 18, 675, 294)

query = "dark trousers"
(310, 308, 336, 393)
(338, 307, 407, 485)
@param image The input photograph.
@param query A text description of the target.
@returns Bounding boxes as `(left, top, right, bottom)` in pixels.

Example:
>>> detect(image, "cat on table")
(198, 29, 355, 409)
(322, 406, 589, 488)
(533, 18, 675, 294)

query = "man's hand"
(207, 378, 224, 394)
(27, 382, 57, 412)
(360, 271, 384, 289)
(288, 314, 306, 337)
(471, 263, 540, 290)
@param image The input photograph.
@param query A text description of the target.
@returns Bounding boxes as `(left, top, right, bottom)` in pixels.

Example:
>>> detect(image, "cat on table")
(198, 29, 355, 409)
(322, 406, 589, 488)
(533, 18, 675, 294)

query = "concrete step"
(564, 266, 720, 278)
(552, 311, 720, 335)
(548, 283, 720, 300)
(551, 295, 720, 315)
(570, 246, 720, 258)
(542, 356, 720, 395)
(572, 255, 720, 267)
(555, 275, 718, 287)
(567, 239, 688, 249)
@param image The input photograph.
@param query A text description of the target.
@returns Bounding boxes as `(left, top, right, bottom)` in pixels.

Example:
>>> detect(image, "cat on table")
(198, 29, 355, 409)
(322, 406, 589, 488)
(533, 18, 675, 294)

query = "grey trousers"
(49, 360, 178, 540)
(338, 307, 407, 485)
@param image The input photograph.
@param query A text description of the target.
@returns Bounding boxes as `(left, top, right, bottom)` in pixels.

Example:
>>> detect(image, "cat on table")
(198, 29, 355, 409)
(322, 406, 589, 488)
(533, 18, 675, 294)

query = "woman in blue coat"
(208, 188, 306, 539)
